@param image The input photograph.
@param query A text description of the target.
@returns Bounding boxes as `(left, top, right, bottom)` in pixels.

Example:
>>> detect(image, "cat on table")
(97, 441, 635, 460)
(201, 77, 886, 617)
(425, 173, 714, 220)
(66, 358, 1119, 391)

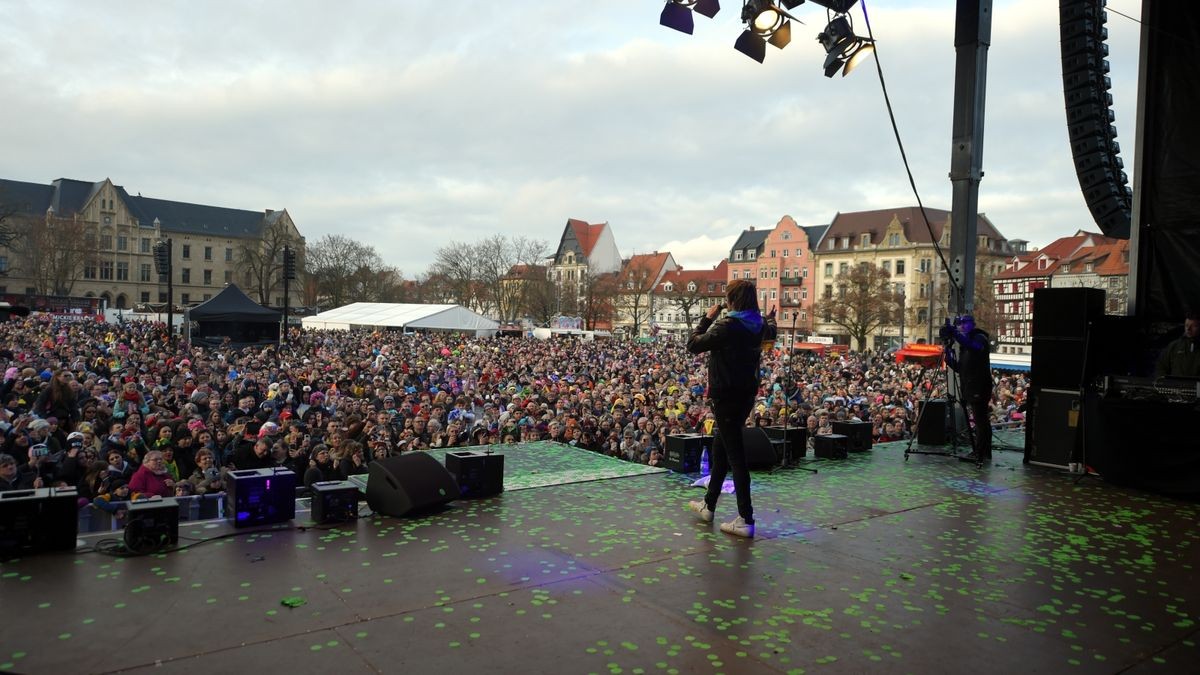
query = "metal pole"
(282, 245, 290, 346)
(167, 238, 174, 348)
(947, 0, 992, 316)
(899, 291, 906, 346)
(947, 0, 992, 420)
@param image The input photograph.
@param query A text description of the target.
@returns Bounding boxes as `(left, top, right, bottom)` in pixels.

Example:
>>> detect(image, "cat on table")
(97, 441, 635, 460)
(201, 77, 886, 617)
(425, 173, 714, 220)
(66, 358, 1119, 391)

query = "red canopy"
(895, 343, 944, 365)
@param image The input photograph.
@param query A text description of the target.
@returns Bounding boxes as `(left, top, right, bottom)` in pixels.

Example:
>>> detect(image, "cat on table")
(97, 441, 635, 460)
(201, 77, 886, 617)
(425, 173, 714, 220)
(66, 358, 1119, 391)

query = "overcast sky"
(0, 0, 1141, 274)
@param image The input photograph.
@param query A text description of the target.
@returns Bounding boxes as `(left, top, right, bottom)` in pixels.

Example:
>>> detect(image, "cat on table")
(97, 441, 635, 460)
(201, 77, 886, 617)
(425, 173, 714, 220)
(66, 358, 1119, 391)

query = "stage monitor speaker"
(0, 487, 78, 558)
(813, 434, 848, 459)
(311, 480, 361, 524)
(445, 451, 505, 498)
(1027, 388, 1082, 470)
(741, 427, 780, 471)
(917, 399, 948, 446)
(1031, 337, 1087, 390)
(226, 468, 297, 527)
(367, 453, 459, 517)
(1033, 287, 1105, 340)
(664, 434, 710, 473)
(832, 421, 873, 452)
(125, 497, 180, 552)
(763, 426, 807, 460)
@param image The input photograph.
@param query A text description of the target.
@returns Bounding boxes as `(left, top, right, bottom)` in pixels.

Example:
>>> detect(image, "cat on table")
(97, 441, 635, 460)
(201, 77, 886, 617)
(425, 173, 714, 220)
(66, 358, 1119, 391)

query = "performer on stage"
(1155, 311, 1200, 377)
(940, 314, 993, 462)
(685, 279, 776, 538)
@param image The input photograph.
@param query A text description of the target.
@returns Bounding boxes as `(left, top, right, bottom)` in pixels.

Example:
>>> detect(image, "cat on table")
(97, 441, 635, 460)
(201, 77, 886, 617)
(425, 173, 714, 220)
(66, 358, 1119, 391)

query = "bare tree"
(240, 216, 301, 304)
(0, 187, 20, 250)
(581, 272, 619, 331)
(15, 215, 95, 295)
(662, 277, 706, 331)
(617, 258, 662, 338)
(308, 234, 376, 307)
(812, 262, 901, 351)
(429, 244, 482, 311)
(523, 276, 559, 327)
(473, 235, 548, 320)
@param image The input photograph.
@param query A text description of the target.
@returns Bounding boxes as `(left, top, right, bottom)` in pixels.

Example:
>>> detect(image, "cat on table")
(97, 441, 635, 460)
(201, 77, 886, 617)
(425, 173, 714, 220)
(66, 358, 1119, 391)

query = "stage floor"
(2, 441, 1197, 674)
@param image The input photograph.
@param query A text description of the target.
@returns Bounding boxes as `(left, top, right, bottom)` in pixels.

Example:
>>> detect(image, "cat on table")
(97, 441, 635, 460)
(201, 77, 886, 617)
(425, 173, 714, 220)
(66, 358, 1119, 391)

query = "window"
(827, 240, 835, 250)
(84, 264, 97, 280)
(841, 237, 850, 249)
(85, 232, 97, 249)
(771, 270, 777, 278)
(782, 249, 788, 257)
(181, 293, 190, 304)
(205, 294, 213, 301)
(782, 232, 791, 240)
(139, 264, 151, 282)
(225, 270, 233, 284)
(1084, 262, 1094, 273)
(100, 261, 114, 280)
(225, 247, 233, 262)
(140, 292, 150, 303)
(760, 269, 767, 279)
(182, 244, 191, 259)
(1108, 276, 1118, 288)
(824, 263, 833, 277)
(203, 270, 212, 285)
(770, 290, 777, 299)
(919, 258, 931, 273)
(141, 238, 151, 253)
(801, 287, 808, 300)
(824, 285, 833, 299)
(0, 256, 6, 273)
(117, 234, 128, 251)
(663, 282, 673, 292)
(103, 216, 112, 225)
(839, 262, 849, 274)
(748, 250, 756, 260)
(181, 268, 191, 283)
(861, 233, 871, 247)
(895, 260, 906, 275)
(116, 262, 129, 281)
(687, 282, 696, 292)
(802, 267, 808, 278)
(100, 233, 113, 249)
(204, 246, 212, 261)
(882, 260, 892, 273)
(158, 291, 167, 303)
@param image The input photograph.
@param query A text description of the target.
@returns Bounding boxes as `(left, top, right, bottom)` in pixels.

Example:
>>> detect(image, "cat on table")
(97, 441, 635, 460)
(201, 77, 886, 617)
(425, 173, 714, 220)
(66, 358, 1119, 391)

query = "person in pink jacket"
(128, 450, 174, 498)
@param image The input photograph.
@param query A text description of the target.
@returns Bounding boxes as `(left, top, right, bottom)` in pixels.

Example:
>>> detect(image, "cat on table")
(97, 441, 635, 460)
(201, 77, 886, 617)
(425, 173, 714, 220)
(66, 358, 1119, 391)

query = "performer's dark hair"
(726, 279, 759, 313)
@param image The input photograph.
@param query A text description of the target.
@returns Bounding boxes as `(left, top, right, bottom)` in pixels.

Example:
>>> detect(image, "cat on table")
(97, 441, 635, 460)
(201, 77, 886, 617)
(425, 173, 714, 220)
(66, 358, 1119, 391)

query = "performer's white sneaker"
(687, 500, 714, 523)
(720, 517, 755, 538)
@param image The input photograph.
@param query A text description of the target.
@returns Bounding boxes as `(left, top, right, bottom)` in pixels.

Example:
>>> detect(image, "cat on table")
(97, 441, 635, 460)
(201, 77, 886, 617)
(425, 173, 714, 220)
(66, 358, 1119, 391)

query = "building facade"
(614, 252, 677, 338)
(652, 261, 727, 336)
(994, 231, 1124, 354)
(0, 177, 304, 309)
(546, 218, 622, 315)
(810, 207, 1012, 349)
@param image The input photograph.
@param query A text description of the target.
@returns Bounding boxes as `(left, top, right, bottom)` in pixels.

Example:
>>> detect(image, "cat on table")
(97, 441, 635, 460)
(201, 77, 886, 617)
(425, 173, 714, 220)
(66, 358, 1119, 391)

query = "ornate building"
(546, 218, 622, 316)
(0, 177, 304, 309)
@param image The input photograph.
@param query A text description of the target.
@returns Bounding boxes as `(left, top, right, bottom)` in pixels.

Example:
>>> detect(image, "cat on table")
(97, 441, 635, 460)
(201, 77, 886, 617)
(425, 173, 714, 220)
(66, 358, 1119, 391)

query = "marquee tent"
(302, 303, 499, 336)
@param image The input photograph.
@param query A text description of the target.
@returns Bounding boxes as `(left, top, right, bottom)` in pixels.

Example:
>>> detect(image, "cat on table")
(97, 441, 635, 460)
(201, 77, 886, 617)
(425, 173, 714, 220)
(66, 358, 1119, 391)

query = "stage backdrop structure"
(302, 303, 499, 336)
(188, 284, 281, 346)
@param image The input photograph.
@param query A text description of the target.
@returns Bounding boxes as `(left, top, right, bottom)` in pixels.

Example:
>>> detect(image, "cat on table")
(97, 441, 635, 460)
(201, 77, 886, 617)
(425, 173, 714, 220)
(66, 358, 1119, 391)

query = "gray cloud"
(0, 0, 1141, 273)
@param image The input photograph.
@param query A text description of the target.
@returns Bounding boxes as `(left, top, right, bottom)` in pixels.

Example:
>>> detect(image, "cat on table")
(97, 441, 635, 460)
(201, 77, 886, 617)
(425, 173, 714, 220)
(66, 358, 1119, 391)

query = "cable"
(857, 0, 964, 311)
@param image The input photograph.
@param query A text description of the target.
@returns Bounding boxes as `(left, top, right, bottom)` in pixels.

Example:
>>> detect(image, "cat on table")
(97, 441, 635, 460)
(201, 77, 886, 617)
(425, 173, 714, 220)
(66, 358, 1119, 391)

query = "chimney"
(265, 209, 274, 215)
(749, 226, 755, 231)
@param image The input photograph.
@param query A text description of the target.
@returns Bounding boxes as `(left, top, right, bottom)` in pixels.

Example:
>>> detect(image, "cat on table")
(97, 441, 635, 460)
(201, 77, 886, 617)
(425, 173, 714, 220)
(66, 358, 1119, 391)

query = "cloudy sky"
(0, 0, 1141, 274)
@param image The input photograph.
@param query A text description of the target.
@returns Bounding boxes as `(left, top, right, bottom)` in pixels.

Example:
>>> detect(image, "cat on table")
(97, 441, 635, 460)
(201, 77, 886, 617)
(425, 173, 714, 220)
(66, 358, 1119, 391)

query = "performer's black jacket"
(687, 313, 776, 401)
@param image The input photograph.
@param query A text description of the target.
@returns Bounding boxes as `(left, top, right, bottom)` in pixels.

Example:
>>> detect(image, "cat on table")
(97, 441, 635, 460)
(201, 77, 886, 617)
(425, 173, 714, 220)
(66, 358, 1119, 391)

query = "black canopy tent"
(188, 285, 280, 346)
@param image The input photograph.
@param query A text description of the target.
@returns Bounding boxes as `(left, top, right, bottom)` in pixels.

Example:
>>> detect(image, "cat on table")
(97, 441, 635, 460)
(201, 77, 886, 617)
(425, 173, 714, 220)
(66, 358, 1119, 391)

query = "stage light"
(817, 14, 874, 77)
(660, 0, 721, 35)
(735, 1, 797, 62)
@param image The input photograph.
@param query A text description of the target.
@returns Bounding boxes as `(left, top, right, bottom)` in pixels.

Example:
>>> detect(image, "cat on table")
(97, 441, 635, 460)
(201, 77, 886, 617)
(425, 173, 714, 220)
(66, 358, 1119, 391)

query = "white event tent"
(301, 303, 499, 336)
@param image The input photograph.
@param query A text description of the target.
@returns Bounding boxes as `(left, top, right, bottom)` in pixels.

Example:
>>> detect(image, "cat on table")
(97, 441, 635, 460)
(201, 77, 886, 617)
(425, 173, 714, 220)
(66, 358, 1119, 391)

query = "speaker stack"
(445, 451, 505, 498)
(813, 434, 848, 459)
(1060, 0, 1132, 238)
(0, 487, 78, 558)
(1028, 287, 1104, 467)
(740, 427, 781, 470)
(917, 399, 948, 446)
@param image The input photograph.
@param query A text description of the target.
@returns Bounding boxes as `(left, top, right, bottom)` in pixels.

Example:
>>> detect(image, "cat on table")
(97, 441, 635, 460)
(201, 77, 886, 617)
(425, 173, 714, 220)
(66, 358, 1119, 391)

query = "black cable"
(857, 0, 964, 311)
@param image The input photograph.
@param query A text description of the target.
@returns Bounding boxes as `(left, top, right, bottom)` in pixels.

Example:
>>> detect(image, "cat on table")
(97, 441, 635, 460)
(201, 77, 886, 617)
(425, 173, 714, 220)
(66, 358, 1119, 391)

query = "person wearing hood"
(685, 279, 776, 539)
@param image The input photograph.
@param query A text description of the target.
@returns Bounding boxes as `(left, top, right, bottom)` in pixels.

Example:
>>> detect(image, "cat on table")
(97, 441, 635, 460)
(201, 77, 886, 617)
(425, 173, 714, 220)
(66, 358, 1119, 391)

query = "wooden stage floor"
(1, 441, 1197, 674)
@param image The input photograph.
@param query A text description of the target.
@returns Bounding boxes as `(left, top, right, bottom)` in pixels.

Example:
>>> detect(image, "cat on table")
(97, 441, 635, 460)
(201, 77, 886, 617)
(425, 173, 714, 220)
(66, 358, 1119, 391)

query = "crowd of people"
(0, 315, 1030, 522)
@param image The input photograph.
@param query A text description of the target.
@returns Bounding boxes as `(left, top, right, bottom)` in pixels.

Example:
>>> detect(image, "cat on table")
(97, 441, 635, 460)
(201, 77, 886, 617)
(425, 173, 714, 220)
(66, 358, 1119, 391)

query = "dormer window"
(734, 250, 743, 261)
(841, 236, 850, 249)
(687, 282, 696, 292)
(748, 250, 756, 260)
(1084, 262, 1094, 273)
(663, 282, 673, 292)
(827, 240, 835, 250)
(861, 233, 871, 247)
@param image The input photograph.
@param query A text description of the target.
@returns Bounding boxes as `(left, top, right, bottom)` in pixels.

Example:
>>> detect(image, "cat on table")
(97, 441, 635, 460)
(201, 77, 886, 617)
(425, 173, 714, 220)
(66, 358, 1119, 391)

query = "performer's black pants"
(704, 396, 755, 523)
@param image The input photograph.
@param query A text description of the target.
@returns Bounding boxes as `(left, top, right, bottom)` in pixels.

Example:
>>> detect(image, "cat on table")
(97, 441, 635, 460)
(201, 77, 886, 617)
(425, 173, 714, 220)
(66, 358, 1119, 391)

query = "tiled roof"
(729, 228, 770, 256)
(818, 207, 1006, 249)
(568, 218, 607, 258)
(620, 252, 673, 284)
